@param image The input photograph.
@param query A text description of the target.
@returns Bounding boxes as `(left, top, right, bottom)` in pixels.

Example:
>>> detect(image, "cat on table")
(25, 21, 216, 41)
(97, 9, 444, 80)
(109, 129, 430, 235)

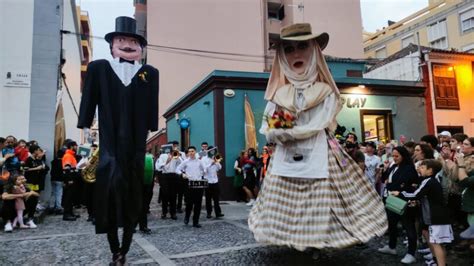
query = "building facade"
(161, 62, 426, 199)
(141, 0, 364, 128)
(365, 44, 474, 136)
(364, 0, 474, 59)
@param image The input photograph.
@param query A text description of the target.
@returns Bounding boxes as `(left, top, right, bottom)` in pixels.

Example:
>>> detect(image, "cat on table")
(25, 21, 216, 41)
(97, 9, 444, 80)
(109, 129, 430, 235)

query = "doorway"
(360, 110, 393, 143)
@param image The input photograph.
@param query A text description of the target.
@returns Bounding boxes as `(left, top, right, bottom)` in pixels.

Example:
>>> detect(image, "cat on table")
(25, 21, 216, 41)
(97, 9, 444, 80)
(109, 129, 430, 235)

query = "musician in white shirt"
(158, 151, 182, 220)
(202, 147, 224, 219)
(176, 146, 206, 228)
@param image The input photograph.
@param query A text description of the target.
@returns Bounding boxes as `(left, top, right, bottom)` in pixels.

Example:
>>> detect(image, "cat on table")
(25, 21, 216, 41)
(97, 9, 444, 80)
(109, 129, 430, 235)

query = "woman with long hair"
(378, 146, 419, 264)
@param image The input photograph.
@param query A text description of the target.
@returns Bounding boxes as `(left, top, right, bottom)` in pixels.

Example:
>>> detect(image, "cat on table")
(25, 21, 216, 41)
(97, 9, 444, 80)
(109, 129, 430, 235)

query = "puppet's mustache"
(119, 47, 136, 52)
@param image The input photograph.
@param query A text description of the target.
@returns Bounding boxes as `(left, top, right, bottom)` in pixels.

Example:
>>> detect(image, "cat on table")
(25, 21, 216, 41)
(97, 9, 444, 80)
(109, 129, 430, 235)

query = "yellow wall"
(364, 0, 474, 58)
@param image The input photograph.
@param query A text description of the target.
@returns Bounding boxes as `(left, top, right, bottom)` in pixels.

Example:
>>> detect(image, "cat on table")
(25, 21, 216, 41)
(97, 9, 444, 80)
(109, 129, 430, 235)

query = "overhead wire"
(62, 30, 424, 62)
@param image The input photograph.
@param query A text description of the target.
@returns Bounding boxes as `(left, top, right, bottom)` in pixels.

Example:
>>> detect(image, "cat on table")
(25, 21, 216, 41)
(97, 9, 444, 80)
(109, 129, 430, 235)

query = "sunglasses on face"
(282, 41, 310, 54)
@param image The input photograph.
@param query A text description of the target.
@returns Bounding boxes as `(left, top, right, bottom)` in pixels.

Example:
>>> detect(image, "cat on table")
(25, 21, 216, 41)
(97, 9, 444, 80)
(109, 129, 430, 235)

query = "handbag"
(385, 194, 408, 215)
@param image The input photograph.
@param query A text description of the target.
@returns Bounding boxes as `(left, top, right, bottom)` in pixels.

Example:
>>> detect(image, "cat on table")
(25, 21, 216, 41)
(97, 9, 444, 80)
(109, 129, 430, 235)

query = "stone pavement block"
(0, 234, 150, 265)
(141, 221, 255, 256)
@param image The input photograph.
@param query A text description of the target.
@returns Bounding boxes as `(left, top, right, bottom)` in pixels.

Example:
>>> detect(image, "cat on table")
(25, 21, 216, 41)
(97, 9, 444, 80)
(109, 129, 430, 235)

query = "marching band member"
(160, 149, 182, 220)
(203, 149, 224, 219)
(176, 146, 206, 228)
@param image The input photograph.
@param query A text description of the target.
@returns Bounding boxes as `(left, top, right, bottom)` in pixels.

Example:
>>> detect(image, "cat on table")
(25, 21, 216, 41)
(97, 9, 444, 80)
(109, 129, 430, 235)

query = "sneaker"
(377, 245, 397, 255)
(423, 253, 433, 260)
(27, 220, 37, 229)
(460, 225, 474, 239)
(4, 222, 13, 232)
(246, 199, 255, 206)
(425, 259, 437, 266)
(400, 253, 416, 264)
(417, 247, 431, 254)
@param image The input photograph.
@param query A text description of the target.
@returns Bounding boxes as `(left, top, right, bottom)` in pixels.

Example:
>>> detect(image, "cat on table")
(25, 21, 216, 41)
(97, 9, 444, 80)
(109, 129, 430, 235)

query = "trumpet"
(172, 150, 180, 159)
(214, 154, 223, 163)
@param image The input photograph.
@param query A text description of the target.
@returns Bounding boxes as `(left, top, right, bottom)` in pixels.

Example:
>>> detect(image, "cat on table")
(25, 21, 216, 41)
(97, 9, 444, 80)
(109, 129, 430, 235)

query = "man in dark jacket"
(77, 16, 158, 265)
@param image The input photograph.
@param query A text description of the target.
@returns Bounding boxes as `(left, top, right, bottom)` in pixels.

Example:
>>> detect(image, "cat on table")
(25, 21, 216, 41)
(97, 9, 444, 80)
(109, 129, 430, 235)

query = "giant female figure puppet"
(248, 23, 387, 255)
(77, 16, 158, 265)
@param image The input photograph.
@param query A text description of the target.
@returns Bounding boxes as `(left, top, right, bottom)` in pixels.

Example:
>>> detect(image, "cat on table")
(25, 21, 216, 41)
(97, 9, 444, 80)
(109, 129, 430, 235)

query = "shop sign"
(341, 96, 367, 108)
(4, 71, 30, 88)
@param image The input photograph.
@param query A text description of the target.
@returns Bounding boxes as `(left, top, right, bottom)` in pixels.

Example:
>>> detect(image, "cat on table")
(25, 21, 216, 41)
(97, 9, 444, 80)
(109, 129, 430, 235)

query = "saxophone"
(82, 147, 99, 183)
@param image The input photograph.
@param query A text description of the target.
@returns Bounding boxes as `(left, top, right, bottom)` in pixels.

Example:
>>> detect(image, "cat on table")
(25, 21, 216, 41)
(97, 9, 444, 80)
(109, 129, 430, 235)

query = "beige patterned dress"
(248, 83, 388, 250)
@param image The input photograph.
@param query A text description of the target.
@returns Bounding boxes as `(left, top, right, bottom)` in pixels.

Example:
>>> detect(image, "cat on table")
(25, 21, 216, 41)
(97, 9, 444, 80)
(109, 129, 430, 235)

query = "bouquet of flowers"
(267, 109, 296, 129)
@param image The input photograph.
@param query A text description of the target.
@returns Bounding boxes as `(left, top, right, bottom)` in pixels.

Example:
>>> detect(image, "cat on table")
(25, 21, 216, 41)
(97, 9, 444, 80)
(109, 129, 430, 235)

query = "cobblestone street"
(0, 193, 472, 265)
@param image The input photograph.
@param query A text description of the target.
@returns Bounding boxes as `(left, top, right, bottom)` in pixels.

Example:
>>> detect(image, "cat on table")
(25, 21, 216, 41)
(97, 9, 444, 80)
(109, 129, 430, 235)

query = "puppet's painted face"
(111, 35, 142, 61)
(282, 40, 312, 75)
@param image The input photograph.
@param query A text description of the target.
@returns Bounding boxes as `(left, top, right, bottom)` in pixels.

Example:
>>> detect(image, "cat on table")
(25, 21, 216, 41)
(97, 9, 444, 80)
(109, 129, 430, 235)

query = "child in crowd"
(12, 175, 29, 229)
(391, 159, 452, 266)
(14, 139, 30, 164)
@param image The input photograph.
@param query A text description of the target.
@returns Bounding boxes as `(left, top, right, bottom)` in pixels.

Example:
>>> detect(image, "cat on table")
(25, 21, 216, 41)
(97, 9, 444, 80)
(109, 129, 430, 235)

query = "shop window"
(268, 2, 285, 20)
(432, 64, 460, 110)
(427, 19, 448, 49)
(460, 7, 474, 33)
(346, 70, 363, 77)
(360, 110, 393, 143)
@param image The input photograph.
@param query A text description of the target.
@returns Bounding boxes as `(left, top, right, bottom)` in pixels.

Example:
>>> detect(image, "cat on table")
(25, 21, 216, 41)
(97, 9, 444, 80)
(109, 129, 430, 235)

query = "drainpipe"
(417, 32, 435, 134)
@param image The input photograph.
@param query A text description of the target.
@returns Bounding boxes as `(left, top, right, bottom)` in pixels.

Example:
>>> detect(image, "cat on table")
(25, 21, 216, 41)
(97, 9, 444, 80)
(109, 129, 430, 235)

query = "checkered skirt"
(248, 135, 388, 250)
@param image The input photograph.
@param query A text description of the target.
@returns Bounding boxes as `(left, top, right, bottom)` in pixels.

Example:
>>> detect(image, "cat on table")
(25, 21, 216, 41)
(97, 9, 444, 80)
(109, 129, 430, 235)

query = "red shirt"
(14, 147, 29, 162)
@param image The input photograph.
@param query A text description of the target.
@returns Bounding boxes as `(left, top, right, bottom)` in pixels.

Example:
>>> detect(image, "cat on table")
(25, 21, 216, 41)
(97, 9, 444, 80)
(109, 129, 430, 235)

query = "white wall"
(364, 53, 421, 81)
(61, 1, 83, 142)
(0, 0, 34, 139)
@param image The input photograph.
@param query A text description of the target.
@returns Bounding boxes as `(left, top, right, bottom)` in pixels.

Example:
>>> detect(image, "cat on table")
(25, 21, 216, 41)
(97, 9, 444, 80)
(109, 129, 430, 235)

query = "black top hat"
(104, 16, 147, 47)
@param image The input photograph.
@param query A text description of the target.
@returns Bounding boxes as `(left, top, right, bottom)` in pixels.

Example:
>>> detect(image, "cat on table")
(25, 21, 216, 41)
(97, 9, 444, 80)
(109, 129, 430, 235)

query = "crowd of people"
(333, 131, 473, 265)
(0, 135, 100, 231)
(1, 130, 473, 265)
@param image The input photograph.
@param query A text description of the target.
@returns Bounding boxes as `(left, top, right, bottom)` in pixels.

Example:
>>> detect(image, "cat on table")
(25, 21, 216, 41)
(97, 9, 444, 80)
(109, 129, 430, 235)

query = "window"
(461, 43, 474, 53)
(432, 64, 459, 110)
(427, 19, 448, 49)
(360, 110, 393, 143)
(460, 7, 474, 33)
(375, 46, 387, 59)
(268, 2, 285, 20)
(401, 35, 415, 48)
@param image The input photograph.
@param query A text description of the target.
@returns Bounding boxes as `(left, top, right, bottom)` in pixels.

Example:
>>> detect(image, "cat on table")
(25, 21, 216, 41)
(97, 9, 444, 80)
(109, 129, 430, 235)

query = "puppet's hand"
(266, 128, 294, 145)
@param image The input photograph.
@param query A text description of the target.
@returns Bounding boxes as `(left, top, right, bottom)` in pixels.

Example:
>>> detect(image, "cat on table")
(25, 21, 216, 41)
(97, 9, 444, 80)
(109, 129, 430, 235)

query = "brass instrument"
(214, 154, 223, 163)
(172, 150, 180, 159)
(82, 147, 99, 183)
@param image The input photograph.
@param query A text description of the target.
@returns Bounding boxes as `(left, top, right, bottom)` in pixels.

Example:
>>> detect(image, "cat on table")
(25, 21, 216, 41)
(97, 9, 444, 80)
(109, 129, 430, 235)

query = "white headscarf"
(278, 44, 318, 89)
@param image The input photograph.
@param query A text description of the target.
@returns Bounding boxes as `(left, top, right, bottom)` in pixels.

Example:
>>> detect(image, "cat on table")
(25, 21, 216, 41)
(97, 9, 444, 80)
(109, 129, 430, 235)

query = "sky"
(360, 0, 429, 32)
(78, 0, 429, 59)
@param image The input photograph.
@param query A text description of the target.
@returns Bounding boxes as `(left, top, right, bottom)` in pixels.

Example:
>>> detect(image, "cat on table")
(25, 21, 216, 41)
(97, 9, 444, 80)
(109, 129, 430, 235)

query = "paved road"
(0, 193, 472, 265)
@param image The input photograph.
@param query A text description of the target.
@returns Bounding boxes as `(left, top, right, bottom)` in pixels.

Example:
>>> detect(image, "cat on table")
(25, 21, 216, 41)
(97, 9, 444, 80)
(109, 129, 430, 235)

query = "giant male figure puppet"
(77, 16, 158, 265)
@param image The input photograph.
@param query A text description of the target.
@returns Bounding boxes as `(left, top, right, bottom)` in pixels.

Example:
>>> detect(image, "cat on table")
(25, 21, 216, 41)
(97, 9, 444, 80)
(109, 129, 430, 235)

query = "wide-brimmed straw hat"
(274, 23, 329, 50)
(105, 16, 147, 47)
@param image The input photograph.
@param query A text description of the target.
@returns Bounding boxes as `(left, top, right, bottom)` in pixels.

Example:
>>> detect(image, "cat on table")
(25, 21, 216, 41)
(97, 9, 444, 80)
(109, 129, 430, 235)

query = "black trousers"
(73, 177, 85, 207)
(62, 181, 75, 215)
(185, 186, 204, 225)
(205, 183, 222, 216)
(84, 182, 95, 218)
(176, 177, 186, 210)
(1, 196, 37, 222)
(387, 208, 417, 255)
(160, 173, 177, 216)
(139, 182, 155, 229)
